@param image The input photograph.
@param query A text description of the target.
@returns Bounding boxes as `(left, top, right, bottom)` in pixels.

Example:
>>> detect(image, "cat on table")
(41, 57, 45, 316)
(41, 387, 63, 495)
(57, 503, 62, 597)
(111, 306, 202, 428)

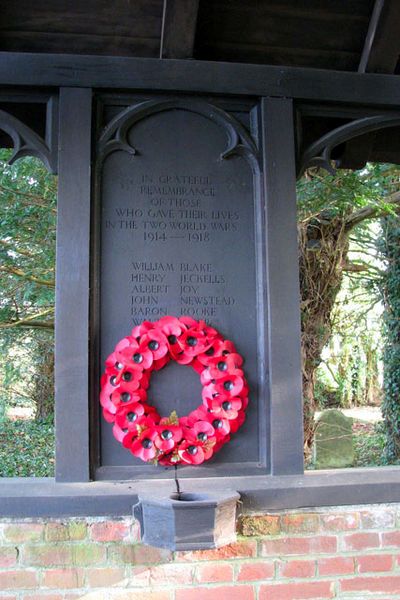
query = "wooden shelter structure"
(1, 0, 400, 517)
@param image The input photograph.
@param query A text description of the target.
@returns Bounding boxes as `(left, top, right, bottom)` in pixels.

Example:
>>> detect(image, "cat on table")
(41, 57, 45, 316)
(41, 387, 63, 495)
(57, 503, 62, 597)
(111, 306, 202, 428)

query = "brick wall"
(1, 503, 400, 599)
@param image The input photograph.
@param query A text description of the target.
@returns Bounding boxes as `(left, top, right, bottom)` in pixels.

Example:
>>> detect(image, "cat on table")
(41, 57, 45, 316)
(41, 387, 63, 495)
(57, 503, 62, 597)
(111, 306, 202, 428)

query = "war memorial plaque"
(98, 97, 266, 473)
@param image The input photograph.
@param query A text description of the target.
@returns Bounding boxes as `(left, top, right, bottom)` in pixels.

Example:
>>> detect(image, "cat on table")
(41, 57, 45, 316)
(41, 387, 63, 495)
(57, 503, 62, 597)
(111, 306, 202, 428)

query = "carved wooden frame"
(1, 54, 400, 515)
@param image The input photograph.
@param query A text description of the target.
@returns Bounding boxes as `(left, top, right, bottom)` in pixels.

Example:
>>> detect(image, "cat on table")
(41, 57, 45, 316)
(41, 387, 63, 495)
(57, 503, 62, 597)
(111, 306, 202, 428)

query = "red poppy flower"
(200, 367, 213, 386)
(207, 374, 244, 399)
(100, 316, 249, 466)
(130, 425, 159, 461)
(191, 421, 216, 449)
(229, 410, 246, 433)
(157, 316, 184, 337)
(114, 336, 135, 352)
(204, 396, 242, 420)
(178, 438, 206, 465)
(141, 329, 169, 360)
(115, 401, 146, 431)
(191, 358, 206, 374)
(179, 327, 210, 357)
(131, 320, 153, 338)
(110, 388, 147, 411)
(182, 405, 210, 428)
(100, 381, 117, 414)
(102, 408, 115, 423)
(117, 339, 153, 370)
(154, 424, 183, 451)
(207, 354, 243, 379)
(204, 414, 231, 439)
(152, 354, 170, 371)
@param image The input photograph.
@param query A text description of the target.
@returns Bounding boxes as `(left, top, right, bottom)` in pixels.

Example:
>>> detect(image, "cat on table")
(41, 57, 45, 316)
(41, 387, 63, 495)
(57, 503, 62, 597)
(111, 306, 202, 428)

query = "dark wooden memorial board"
(96, 95, 267, 476)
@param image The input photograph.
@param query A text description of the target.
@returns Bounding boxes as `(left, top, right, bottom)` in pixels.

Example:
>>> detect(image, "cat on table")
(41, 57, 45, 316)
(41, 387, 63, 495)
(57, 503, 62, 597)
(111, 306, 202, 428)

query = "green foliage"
(379, 215, 400, 460)
(353, 421, 399, 467)
(297, 164, 396, 222)
(0, 149, 56, 419)
(0, 416, 54, 477)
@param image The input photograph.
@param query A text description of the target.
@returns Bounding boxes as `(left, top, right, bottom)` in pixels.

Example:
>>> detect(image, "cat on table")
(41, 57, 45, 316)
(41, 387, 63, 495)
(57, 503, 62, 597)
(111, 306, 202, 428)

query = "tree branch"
(345, 191, 400, 231)
(0, 320, 54, 330)
(0, 265, 55, 287)
(0, 238, 38, 259)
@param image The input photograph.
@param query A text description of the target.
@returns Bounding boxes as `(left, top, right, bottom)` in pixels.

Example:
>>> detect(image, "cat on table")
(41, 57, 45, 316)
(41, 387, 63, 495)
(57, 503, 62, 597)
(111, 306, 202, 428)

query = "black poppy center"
(133, 353, 143, 364)
(142, 438, 153, 449)
(120, 392, 131, 402)
(197, 432, 208, 442)
(213, 419, 223, 429)
(223, 380, 234, 391)
(122, 372, 132, 382)
(148, 340, 159, 351)
(222, 401, 232, 411)
(168, 335, 177, 344)
(110, 376, 117, 386)
(161, 429, 173, 440)
(127, 412, 137, 422)
(115, 362, 123, 370)
(222, 350, 230, 356)
(187, 336, 197, 347)
(187, 445, 198, 455)
(205, 347, 214, 356)
(217, 361, 227, 371)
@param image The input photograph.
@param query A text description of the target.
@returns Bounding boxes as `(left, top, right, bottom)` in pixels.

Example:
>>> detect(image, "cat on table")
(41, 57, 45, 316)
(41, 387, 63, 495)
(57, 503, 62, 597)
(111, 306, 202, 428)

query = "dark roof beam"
(160, 0, 199, 59)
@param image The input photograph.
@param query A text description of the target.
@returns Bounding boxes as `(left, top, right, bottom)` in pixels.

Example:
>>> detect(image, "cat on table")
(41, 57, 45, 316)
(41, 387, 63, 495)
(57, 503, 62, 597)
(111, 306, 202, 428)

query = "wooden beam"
(2, 52, 400, 107)
(160, 0, 199, 59)
(359, 0, 400, 73)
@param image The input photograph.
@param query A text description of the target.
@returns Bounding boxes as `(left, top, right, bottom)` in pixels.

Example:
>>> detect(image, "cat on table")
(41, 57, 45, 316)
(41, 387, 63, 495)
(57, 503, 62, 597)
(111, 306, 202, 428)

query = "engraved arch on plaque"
(97, 99, 259, 172)
(0, 109, 57, 173)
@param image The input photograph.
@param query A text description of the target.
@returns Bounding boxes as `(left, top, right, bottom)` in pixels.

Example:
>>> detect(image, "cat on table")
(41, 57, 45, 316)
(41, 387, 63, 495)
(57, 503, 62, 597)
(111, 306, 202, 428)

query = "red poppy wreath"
(100, 316, 249, 466)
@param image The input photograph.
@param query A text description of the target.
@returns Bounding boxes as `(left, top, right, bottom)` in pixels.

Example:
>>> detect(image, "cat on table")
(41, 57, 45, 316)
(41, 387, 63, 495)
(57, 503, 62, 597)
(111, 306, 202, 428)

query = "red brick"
(110, 593, 172, 600)
(90, 520, 130, 542)
(126, 565, 151, 586)
(340, 575, 400, 594)
(44, 521, 87, 542)
(3, 524, 44, 543)
(175, 540, 257, 562)
(196, 562, 234, 583)
(383, 531, 400, 547)
(320, 513, 359, 531)
(85, 567, 126, 587)
(108, 544, 172, 565)
(239, 515, 280, 536)
(280, 559, 315, 578)
(175, 586, 254, 600)
(0, 570, 38, 589)
(259, 581, 334, 600)
(360, 508, 396, 529)
(237, 561, 274, 581)
(148, 564, 194, 585)
(318, 556, 354, 576)
(22, 595, 64, 600)
(280, 514, 320, 534)
(21, 543, 105, 566)
(41, 568, 85, 588)
(21, 545, 72, 567)
(260, 535, 337, 557)
(357, 554, 393, 573)
(343, 532, 380, 551)
(0, 547, 18, 568)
